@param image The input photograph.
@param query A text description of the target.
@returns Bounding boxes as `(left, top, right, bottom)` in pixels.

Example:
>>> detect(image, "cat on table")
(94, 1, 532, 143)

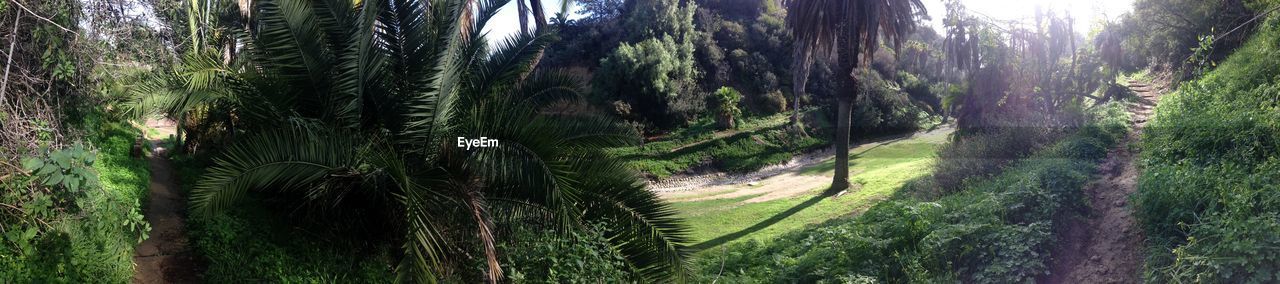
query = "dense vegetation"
(1135, 13, 1280, 282)
(9, 0, 1280, 282)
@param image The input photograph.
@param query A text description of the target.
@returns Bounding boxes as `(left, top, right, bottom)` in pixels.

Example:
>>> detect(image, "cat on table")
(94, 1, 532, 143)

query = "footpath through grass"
(671, 129, 949, 253)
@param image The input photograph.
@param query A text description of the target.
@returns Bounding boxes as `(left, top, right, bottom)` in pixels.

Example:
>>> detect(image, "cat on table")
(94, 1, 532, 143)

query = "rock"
(747, 182, 760, 186)
(1114, 199, 1126, 207)
(1091, 255, 1101, 262)
(130, 136, 145, 158)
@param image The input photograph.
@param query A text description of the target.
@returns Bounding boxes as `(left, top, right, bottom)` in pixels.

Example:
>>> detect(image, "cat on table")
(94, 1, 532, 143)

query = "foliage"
(1121, 0, 1258, 80)
(699, 103, 1129, 282)
(0, 115, 150, 282)
(713, 87, 743, 129)
(144, 0, 693, 281)
(490, 223, 641, 283)
(847, 69, 927, 136)
(1135, 15, 1280, 282)
(188, 193, 395, 282)
(595, 36, 703, 129)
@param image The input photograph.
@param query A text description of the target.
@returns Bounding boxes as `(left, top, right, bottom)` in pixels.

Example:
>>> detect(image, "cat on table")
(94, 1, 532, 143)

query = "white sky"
(482, 0, 575, 42)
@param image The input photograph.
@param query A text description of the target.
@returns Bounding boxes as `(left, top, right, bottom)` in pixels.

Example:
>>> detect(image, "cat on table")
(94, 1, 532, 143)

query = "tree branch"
(0, 10, 18, 104)
(8, 0, 77, 35)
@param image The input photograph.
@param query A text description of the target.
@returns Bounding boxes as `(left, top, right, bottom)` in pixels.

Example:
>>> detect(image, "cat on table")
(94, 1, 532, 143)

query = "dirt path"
(655, 125, 953, 202)
(1045, 81, 1161, 283)
(132, 119, 201, 283)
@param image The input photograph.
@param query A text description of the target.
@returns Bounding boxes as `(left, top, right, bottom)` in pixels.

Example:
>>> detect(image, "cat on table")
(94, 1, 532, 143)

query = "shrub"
(757, 89, 788, 115)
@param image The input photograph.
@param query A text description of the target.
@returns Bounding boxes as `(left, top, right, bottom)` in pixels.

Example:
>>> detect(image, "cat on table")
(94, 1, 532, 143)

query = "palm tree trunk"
(791, 43, 812, 127)
(517, 0, 530, 33)
(831, 98, 851, 191)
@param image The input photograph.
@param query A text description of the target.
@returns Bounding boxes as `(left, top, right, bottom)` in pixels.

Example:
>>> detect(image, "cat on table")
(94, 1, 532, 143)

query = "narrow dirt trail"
(1045, 81, 1162, 283)
(132, 119, 201, 283)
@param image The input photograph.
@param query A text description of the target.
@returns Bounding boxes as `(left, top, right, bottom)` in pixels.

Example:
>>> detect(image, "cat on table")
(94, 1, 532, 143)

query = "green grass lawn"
(672, 131, 948, 254)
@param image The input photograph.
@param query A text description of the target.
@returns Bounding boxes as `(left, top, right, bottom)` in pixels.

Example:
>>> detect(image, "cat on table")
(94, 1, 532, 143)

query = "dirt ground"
(132, 119, 202, 283)
(1044, 81, 1162, 283)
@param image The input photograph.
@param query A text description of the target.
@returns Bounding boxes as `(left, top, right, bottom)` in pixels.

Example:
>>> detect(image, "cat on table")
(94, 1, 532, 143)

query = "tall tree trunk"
(516, 0, 530, 33)
(830, 26, 861, 192)
(791, 43, 812, 127)
(529, 0, 547, 31)
(831, 98, 851, 191)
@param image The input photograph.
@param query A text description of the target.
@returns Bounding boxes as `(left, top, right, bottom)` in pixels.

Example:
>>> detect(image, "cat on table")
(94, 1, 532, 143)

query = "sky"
(483, 0, 1137, 42)
(482, 0, 576, 42)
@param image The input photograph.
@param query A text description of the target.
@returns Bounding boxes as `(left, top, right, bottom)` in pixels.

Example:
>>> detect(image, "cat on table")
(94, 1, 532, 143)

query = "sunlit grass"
(672, 134, 945, 254)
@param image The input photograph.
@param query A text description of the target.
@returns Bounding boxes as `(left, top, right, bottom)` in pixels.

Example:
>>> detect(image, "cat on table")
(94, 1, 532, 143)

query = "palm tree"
(1095, 22, 1125, 102)
(786, 0, 925, 190)
(141, 0, 690, 281)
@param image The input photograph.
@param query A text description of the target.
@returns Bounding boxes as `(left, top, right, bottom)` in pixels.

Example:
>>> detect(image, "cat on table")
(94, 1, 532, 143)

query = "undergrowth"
(1135, 15, 1280, 282)
(171, 155, 395, 282)
(0, 112, 150, 282)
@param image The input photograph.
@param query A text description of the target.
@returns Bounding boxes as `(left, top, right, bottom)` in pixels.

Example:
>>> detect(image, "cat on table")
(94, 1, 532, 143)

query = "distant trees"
(592, 0, 703, 130)
(1122, 0, 1256, 80)
(787, 0, 926, 191)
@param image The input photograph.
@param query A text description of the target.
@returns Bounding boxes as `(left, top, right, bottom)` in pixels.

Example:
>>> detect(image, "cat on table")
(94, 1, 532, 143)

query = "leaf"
(37, 164, 58, 176)
(44, 172, 64, 186)
(21, 158, 43, 172)
(66, 177, 80, 192)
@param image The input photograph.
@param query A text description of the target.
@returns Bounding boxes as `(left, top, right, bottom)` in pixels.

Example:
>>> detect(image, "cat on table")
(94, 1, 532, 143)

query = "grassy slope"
(608, 113, 825, 178)
(1134, 16, 1280, 282)
(673, 131, 947, 252)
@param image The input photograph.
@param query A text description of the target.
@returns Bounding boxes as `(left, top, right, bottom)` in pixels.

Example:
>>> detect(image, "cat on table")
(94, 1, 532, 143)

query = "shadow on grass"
(688, 187, 837, 252)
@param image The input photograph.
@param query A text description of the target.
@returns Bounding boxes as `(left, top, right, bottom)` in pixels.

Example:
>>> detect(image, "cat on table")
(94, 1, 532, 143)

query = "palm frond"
(189, 126, 366, 216)
(571, 156, 691, 282)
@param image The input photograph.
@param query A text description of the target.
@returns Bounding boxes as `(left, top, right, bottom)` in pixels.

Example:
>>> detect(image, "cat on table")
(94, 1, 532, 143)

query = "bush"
(847, 69, 925, 136)
(756, 90, 788, 115)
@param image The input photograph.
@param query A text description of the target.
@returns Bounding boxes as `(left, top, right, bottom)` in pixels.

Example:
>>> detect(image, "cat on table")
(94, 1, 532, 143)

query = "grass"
(672, 133, 947, 253)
